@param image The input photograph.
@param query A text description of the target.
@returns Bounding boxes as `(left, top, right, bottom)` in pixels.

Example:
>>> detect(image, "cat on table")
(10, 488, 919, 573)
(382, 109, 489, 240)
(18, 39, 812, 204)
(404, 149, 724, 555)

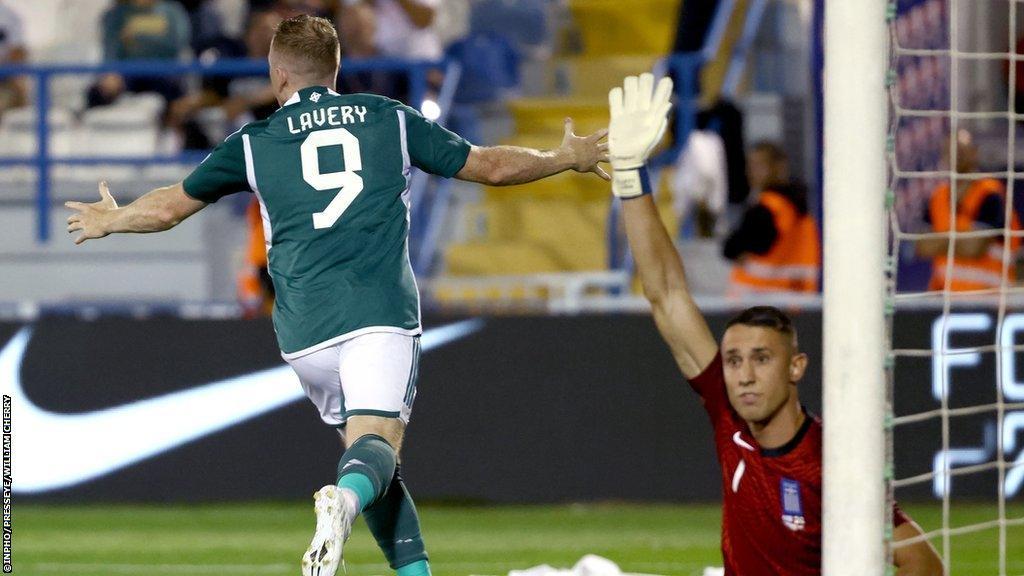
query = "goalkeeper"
(608, 73, 943, 575)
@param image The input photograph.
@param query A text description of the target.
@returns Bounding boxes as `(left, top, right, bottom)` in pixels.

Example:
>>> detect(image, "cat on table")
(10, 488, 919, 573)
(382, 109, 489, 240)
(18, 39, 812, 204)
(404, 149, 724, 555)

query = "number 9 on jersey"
(301, 127, 364, 230)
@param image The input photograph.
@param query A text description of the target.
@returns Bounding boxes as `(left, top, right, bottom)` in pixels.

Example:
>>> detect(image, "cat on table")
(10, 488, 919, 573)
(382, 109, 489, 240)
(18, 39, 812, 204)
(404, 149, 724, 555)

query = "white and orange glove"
(608, 73, 674, 198)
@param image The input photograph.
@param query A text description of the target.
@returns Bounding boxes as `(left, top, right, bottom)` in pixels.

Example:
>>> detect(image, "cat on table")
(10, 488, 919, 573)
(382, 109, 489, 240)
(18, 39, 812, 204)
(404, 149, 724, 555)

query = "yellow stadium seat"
(442, 0, 694, 277)
(445, 241, 565, 275)
(569, 0, 680, 56)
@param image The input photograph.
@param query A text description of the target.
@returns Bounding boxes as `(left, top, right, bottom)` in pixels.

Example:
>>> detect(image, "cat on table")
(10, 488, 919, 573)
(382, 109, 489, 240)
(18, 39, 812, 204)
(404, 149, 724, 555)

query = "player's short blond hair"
(271, 14, 340, 81)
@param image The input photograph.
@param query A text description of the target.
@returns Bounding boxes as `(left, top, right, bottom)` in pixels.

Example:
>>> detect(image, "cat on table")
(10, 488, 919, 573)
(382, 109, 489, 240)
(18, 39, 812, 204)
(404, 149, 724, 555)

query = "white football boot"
(302, 485, 353, 576)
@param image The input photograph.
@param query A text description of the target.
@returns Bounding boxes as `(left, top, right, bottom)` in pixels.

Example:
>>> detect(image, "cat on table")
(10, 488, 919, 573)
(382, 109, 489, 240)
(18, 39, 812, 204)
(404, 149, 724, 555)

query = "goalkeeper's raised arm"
(456, 117, 609, 185)
(609, 74, 943, 576)
(610, 73, 717, 379)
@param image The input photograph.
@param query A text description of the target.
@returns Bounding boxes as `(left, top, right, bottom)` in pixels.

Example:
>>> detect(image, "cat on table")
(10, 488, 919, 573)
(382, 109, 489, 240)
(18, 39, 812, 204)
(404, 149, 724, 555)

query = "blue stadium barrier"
(721, 0, 768, 98)
(409, 61, 461, 276)
(702, 0, 739, 64)
(0, 58, 457, 245)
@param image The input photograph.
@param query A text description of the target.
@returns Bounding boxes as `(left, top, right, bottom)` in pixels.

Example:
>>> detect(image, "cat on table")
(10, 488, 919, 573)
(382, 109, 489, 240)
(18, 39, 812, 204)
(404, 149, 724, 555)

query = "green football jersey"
(183, 86, 471, 357)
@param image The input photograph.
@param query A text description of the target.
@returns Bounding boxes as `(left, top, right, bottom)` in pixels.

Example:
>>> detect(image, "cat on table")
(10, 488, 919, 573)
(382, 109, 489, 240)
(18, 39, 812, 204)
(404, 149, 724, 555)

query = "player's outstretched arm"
(455, 118, 609, 185)
(892, 520, 943, 575)
(610, 74, 718, 379)
(66, 181, 206, 245)
(622, 196, 718, 378)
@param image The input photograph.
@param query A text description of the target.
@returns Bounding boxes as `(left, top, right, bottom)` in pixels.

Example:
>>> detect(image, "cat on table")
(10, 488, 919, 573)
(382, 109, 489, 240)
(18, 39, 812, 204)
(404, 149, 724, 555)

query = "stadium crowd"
(0, 0, 26, 119)
(81, 0, 461, 146)
(2, 0, 829, 303)
(12, 0, 1012, 300)
(15, 0, 1019, 302)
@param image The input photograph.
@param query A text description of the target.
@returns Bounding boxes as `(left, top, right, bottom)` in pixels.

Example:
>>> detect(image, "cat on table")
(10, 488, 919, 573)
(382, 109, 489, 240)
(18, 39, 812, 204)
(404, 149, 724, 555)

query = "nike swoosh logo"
(3, 320, 483, 494)
(731, 459, 746, 493)
(732, 431, 756, 452)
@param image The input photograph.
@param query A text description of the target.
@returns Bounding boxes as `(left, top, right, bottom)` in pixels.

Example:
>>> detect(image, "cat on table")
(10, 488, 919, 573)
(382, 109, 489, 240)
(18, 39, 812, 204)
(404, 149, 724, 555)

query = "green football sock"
(396, 560, 430, 576)
(336, 434, 397, 512)
(363, 464, 429, 571)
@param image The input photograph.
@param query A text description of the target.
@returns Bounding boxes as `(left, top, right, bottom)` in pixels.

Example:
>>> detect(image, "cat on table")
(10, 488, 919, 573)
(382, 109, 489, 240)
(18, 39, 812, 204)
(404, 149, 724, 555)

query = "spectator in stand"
(334, 0, 400, 96)
(916, 129, 1021, 291)
(673, 0, 719, 52)
(168, 9, 282, 149)
(338, 0, 375, 57)
(87, 0, 192, 111)
(176, 0, 228, 52)
(254, 0, 336, 19)
(723, 141, 820, 294)
(0, 0, 28, 118)
(671, 128, 728, 237)
(341, 0, 440, 60)
(744, 139, 787, 201)
(336, 0, 442, 101)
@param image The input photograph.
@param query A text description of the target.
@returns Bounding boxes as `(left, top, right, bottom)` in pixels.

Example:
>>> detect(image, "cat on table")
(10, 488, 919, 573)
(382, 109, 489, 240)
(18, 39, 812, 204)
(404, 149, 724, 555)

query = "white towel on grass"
(506, 554, 662, 576)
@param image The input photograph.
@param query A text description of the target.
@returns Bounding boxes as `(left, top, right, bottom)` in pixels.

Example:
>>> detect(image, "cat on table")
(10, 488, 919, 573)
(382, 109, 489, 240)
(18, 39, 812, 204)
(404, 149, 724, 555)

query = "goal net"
(887, 0, 1024, 573)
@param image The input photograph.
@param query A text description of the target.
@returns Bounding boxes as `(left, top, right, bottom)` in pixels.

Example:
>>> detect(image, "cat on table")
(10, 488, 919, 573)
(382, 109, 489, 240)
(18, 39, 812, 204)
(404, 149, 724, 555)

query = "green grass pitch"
(16, 502, 1024, 575)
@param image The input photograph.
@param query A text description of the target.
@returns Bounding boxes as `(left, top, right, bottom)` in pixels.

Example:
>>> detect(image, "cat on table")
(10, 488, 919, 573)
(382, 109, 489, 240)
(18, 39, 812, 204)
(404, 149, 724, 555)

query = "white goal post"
(822, 1, 888, 574)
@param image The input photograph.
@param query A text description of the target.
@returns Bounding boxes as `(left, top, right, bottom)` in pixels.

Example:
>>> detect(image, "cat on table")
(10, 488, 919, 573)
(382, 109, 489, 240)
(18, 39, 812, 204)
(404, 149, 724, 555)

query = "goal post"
(822, 0, 889, 574)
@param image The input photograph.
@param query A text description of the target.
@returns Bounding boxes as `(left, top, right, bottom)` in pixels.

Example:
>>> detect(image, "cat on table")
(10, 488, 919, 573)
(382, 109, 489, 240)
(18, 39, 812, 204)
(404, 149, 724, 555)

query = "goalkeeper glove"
(608, 73, 674, 198)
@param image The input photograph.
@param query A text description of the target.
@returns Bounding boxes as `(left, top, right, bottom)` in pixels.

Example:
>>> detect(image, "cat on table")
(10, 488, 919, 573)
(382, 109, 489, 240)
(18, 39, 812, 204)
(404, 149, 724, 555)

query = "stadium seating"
(569, 0, 678, 56)
(0, 106, 74, 158)
(0, 92, 173, 195)
(444, 0, 680, 276)
(443, 0, 761, 278)
(80, 94, 163, 158)
(0, 190, 214, 302)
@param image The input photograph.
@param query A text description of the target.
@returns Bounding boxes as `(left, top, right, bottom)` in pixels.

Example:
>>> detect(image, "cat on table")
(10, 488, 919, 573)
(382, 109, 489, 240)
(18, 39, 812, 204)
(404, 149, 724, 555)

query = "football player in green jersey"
(66, 14, 609, 576)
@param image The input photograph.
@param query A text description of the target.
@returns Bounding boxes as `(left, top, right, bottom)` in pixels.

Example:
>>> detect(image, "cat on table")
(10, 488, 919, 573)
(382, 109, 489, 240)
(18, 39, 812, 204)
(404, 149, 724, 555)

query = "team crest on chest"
(780, 478, 805, 531)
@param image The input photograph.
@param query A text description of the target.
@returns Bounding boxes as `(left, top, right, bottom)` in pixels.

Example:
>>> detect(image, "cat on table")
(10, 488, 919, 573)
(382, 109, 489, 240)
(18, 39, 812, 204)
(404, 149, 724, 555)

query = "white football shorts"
(284, 332, 421, 426)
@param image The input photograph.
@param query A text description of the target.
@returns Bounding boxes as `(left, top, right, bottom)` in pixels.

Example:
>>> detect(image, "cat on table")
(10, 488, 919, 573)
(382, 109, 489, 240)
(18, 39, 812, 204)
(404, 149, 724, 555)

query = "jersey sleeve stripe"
(242, 134, 260, 194)
(396, 109, 411, 182)
(396, 109, 422, 328)
(396, 109, 413, 211)
(243, 133, 273, 252)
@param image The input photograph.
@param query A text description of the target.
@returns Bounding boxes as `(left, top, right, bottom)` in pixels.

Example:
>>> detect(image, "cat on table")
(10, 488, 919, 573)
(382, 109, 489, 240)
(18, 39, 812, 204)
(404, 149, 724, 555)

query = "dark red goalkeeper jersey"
(689, 353, 908, 575)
